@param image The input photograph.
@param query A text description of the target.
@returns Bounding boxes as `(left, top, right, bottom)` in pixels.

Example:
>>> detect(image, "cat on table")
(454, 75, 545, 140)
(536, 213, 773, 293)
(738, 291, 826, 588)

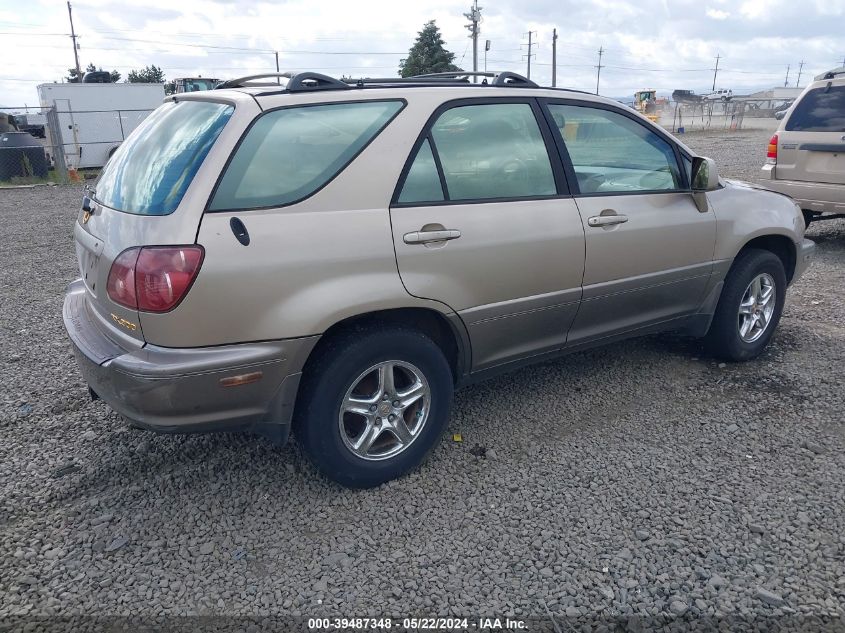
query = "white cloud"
(706, 8, 730, 20)
(0, 0, 843, 108)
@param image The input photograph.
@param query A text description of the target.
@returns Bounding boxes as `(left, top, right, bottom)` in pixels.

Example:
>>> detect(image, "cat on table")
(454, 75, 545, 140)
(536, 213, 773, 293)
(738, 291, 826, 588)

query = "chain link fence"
(0, 105, 154, 187)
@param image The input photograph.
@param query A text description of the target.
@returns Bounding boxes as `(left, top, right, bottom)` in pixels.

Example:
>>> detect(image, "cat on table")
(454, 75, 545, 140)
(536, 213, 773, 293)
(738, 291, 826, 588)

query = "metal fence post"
(45, 106, 68, 183)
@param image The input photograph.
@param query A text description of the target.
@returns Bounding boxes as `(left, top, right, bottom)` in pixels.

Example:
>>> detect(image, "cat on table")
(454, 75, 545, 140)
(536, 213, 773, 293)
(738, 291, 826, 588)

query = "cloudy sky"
(2, 0, 844, 108)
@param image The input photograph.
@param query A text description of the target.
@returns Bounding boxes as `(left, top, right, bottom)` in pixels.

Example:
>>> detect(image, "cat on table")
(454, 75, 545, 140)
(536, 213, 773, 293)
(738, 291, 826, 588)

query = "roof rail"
(217, 69, 541, 94)
(215, 73, 291, 89)
(215, 71, 350, 91)
(814, 66, 845, 81)
(412, 71, 538, 87)
(287, 72, 351, 92)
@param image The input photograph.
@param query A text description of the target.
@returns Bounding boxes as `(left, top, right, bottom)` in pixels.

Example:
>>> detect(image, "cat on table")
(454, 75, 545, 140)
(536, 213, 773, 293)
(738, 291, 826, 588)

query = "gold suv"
(761, 67, 845, 226)
(64, 71, 814, 487)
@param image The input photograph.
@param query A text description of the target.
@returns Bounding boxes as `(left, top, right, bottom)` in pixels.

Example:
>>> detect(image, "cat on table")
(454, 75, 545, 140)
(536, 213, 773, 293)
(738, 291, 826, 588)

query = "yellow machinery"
(634, 89, 663, 122)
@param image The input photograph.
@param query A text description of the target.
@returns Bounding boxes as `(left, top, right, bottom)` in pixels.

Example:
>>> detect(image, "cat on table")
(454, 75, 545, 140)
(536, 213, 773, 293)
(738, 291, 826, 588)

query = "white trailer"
(37, 82, 165, 169)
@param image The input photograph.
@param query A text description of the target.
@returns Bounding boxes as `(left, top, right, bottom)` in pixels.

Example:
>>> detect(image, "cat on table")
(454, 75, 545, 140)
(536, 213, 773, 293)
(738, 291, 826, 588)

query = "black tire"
(706, 249, 786, 362)
(295, 326, 453, 488)
(802, 210, 815, 228)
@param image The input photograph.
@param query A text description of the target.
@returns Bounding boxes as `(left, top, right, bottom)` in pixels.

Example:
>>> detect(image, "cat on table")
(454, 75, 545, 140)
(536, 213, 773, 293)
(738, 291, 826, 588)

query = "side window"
(210, 100, 403, 211)
(398, 139, 444, 204)
(785, 86, 845, 132)
(397, 102, 556, 203)
(548, 104, 682, 194)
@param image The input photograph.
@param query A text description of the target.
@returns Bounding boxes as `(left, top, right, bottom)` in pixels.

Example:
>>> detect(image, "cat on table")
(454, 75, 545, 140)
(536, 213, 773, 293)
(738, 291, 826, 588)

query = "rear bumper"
(63, 279, 318, 439)
(760, 166, 845, 214)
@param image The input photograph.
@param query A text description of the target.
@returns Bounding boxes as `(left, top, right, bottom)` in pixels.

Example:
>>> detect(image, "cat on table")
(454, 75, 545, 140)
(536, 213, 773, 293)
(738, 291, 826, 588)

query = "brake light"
(107, 246, 204, 313)
(766, 133, 778, 165)
(106, 248, 140, 309)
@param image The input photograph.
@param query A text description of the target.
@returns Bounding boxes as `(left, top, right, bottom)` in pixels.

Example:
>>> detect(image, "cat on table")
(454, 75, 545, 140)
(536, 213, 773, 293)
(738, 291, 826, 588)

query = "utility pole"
(67, 1, 81, 79)
(595, 46, 604, 95)
(484, 39, 490, 72)
(464, 0, 482, 83)
(712, 54, 720, 91)
(796, 60, 804, 87)
(784, 64, 790, 87)
(526, 31, 534, 79)
(552, 28, 558, 87)
(275, 51, 280, 84)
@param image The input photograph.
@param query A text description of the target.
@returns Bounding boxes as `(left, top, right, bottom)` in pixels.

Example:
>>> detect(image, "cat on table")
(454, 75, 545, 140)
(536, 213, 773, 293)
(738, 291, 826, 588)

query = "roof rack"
(413, 71, 538, 87)
(217, 69, 538, 94)
(816, 66, 845, 80)
(216, 72, 350, 91)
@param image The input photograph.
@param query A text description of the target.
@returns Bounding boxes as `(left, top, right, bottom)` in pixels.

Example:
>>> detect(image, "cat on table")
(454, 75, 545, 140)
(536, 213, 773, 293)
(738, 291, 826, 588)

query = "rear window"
(94, 100, 232, 216)
(786, 86, 845, 132)
(209, 100, 404, 211)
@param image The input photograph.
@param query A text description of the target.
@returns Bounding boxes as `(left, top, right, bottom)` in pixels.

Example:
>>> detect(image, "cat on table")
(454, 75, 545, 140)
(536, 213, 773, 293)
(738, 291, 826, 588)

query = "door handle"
(403, 229, 462, 244)
(587, 214, 628, 227)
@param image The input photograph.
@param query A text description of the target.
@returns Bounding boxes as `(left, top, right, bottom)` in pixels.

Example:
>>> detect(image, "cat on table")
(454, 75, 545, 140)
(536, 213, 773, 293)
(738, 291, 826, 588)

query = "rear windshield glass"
(786, 86, 845, 132)
(94, 101, 233, 216)
(209, 100, 403, 211)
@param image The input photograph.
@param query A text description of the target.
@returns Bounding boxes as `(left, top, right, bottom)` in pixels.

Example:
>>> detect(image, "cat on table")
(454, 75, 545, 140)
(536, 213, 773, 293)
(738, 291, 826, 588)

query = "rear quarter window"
(785, 85, 845, 132)
(209, 100, 404, 211)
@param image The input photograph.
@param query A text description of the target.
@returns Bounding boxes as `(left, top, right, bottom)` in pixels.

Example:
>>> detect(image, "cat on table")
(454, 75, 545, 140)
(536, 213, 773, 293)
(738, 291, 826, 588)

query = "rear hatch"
(74, 99, 235, 347)
(777, 82, 845, 185)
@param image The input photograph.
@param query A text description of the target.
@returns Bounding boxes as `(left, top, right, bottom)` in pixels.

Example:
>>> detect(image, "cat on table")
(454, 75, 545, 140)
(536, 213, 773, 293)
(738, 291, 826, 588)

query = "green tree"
(399, 21, 462, 78)
(66, 63, 120, 83)
(127, 65, 166, 83)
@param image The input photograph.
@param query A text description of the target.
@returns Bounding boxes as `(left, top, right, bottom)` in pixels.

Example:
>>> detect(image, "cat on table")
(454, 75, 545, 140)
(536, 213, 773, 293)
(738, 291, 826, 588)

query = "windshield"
(94, 100, 233, 216)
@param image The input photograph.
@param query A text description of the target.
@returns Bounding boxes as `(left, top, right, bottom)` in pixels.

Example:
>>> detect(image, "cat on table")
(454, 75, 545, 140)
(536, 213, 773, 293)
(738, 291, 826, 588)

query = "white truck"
(37, 82, 165, 169)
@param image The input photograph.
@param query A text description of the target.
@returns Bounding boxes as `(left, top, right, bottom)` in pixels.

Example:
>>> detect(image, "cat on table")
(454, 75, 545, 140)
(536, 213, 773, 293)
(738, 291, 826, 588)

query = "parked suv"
(704, 89, 733, 102)
(64, 71, 814, 487)
(761, 67, 845, 226)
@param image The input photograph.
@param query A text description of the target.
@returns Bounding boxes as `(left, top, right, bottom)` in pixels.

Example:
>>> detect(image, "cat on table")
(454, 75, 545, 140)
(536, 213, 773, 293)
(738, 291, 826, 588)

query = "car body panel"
(391, 198, 585, 370)
(567, 191, 715, 344)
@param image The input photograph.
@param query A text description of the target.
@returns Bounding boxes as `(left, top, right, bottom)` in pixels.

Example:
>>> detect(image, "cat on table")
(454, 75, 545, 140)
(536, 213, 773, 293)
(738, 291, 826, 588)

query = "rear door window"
(397, 102, 557, 204)
(94, 100, 233, 216)
(209, 100, 404, 211)
(786, 86, 845, 132)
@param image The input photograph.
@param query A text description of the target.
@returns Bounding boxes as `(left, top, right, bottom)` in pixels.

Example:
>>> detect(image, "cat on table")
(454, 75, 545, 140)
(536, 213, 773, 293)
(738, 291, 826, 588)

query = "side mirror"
(691, 156, 720, 191)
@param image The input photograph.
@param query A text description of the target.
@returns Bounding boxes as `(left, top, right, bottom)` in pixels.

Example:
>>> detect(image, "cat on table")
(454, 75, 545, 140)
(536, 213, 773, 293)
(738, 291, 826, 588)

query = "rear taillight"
(106, 248, 140, 309)
(766, 133, 778, 165)
(107, 246, 204, 313)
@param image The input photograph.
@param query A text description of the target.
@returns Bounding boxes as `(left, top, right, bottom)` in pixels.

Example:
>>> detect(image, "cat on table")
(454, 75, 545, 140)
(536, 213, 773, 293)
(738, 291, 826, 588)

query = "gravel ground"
(1, 130, 843, 630)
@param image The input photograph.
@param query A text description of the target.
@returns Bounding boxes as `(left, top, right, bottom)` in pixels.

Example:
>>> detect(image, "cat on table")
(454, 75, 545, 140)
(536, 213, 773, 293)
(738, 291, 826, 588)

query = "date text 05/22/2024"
(307, 617, 528, 630)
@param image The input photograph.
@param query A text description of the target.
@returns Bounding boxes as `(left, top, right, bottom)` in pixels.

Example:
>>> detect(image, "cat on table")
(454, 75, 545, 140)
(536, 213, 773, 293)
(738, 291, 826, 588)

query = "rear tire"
(295, 326, 453, 488)
(706, 249, 786, 362)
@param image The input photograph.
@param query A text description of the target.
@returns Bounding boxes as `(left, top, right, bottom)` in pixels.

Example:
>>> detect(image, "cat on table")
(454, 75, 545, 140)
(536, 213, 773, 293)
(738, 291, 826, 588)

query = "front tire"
(706, 249, 786, 362)
(295, 326, 453, 488)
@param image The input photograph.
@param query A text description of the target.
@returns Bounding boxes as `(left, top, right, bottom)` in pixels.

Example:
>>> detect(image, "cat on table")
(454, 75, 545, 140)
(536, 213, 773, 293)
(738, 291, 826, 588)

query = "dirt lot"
(1, 128, 843, 629)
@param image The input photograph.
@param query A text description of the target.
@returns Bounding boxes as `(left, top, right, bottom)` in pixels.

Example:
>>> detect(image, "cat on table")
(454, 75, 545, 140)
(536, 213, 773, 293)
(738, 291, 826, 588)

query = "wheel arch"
(301, 307, 470, 387)
(735, 234, 796, 283)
